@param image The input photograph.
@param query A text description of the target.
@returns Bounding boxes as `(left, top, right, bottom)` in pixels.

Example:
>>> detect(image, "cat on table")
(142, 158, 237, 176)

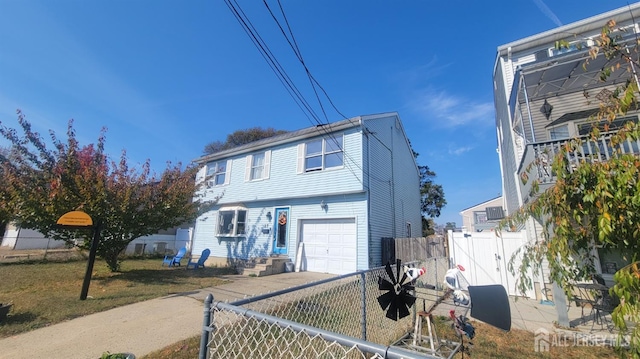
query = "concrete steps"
(242, 256, 291, 277)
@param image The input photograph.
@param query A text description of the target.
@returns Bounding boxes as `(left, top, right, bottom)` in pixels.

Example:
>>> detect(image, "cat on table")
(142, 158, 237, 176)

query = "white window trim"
(207, 160, 232, 187)
(245, 150, 271, 182)
(297, 135, 344, 173)
(216, 206, 247, 237)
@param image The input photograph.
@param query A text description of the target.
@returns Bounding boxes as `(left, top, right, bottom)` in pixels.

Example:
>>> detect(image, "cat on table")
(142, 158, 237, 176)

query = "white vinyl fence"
(448, 230, 537, 299)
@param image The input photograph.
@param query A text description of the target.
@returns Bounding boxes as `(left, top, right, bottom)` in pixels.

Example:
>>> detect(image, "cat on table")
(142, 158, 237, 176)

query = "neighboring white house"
(191, 112, 422, 275)
(459, 196, 504, 233)
(493, 4, 640, 294)
(1, 223, 193, 255)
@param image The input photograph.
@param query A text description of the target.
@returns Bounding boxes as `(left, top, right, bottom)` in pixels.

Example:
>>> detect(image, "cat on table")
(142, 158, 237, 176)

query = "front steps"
(242, 256, 292, 277)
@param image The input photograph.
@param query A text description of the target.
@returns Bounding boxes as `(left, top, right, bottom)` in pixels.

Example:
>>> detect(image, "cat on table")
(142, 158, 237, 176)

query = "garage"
(300, 218, 357, 275)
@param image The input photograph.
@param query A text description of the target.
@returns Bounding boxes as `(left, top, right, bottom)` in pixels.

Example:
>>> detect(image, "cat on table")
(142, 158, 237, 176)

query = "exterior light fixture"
(266, 211, 272, 221)
(540, 99, 553, 120)
(320, 200, 328, 211)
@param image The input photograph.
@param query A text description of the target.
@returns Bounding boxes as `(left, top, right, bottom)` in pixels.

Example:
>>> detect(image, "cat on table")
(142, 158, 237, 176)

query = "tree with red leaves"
(0, 110, 215, 271)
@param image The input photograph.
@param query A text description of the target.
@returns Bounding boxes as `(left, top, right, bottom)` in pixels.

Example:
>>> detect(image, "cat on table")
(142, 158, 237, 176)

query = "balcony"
(517, 132, 640, 204)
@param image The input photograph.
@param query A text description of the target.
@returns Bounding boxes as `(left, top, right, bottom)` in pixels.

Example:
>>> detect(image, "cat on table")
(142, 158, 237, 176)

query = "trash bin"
(285, 262, 294, 273)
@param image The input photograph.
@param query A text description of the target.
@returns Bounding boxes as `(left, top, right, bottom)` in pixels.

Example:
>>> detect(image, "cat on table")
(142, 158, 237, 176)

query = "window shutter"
(297, 143, 305, 174)
(224, 159, 232, 185)
(196, 166, 207, 184)
(264, 150, 271, 179)
(244, 155, 252, 182)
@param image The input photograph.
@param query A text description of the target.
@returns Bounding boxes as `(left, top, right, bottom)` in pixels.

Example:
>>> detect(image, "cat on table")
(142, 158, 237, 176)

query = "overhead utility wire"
(269, 0, 376, 150)
(270, 1, 408, 186)
(263, 0, 370, 178)
(227, 1, 386, 186)
(263, 0, 398, 184)
(263, 0, 330, 124)
(224, 0, 323, 127)
(271, 0, 350, 122)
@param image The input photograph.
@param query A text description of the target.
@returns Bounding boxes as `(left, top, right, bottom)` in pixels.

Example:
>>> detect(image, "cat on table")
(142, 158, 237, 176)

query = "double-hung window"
(245, 151, 271, 181)
(300, 136, 343, 173)
(217, 207, 247, 236)
(206, 160, 230, 186)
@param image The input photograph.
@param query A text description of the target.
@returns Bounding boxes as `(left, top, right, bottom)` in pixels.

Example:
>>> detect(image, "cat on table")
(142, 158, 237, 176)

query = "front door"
(272, 208, 289, 255)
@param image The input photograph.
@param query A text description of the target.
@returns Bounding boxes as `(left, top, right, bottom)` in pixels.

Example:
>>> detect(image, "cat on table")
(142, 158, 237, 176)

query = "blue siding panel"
(192, 113, 421, 272)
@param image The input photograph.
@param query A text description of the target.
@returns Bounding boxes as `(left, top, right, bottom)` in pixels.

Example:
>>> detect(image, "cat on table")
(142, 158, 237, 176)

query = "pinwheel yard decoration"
(377, 259, 423, 321)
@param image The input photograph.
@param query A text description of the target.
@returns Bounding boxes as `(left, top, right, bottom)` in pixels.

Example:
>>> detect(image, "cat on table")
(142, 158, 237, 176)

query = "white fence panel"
(448, 230, 536, 298)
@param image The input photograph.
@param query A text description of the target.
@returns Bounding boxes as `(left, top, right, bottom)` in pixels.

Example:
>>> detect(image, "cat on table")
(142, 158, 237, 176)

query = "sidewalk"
(0, 271, 335, 359)
(0, 271, 616, 359)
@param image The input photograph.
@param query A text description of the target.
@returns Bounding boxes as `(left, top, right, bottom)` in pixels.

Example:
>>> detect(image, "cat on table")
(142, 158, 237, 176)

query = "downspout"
(390, 126, 396, 238)
(363, 120, 372, 269)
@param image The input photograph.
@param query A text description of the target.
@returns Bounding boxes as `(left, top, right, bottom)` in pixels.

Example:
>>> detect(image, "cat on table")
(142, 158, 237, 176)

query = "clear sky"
(0, 1, 635, 226)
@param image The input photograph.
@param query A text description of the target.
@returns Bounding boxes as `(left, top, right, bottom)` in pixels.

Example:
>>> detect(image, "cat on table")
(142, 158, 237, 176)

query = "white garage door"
(300, 218, 357, 275)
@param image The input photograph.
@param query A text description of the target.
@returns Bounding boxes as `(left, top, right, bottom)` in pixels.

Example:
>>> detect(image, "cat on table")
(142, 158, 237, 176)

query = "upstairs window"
(217, 207, 247, 236)
(245, 151, 271, 181)
(299, 136, 343, 173)
(206, 160, 230, 186)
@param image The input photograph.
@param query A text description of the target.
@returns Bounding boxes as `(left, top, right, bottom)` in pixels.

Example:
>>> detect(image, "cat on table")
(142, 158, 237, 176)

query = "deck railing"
(517, 132, 640, 203)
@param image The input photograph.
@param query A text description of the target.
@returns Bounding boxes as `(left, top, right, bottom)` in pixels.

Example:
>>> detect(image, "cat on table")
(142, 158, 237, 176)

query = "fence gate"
(447, 230, 536, 298)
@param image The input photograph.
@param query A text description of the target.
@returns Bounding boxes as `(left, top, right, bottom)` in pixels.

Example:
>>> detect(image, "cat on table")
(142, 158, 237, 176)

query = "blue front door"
(273, 208, 289, 255)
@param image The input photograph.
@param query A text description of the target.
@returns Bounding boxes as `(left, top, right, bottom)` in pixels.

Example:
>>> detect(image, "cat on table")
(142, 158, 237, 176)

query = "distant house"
(459, 196, 504, 232)
(191, 112, 422, 275)
(1, 223, 192, 255)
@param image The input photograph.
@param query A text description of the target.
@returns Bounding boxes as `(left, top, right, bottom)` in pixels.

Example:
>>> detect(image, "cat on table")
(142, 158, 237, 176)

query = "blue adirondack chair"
(187, 248, 211, 269)
(162, 247, 187, 267)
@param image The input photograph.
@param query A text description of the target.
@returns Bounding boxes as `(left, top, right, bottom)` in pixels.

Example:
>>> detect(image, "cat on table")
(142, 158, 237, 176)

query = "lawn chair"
(162, 247, 187, 267)
(187, 249, 210, 269)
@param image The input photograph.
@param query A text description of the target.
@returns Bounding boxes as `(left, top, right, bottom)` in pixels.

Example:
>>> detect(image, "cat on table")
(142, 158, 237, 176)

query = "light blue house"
(191, 112, 421, 275)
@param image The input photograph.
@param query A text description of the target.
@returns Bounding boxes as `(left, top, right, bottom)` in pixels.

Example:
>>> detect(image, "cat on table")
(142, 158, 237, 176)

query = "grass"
(0, 257, 234, 338)
(0, 258, 624, 358)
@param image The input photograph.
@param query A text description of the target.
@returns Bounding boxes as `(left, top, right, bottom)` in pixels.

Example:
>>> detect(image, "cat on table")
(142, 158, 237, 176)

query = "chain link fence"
(200, 257, 457, 359)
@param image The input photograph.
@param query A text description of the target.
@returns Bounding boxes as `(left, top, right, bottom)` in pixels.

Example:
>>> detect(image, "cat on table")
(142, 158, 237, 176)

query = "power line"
(224, 0, 323, 127)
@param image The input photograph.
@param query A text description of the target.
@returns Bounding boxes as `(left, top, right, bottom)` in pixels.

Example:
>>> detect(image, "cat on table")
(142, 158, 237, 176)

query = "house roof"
(459, 196, 503, 213)
(496, 3, 640, 103)
(496, 4, 640, 56)
(193, 112, 398, 164)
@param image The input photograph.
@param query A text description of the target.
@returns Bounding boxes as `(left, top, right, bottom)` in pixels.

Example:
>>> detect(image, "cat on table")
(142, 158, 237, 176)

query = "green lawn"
(0, 257, 233, 338)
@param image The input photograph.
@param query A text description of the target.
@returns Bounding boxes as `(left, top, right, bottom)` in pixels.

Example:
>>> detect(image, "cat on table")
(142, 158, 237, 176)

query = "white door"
(300, 218, 357, 275)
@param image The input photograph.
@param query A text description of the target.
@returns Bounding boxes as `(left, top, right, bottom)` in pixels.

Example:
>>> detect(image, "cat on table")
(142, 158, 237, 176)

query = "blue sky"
(0, 1, 635, 226)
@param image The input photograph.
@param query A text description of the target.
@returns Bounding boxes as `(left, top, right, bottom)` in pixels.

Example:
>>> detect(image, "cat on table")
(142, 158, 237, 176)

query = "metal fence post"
(199, 294, 214, 359)
(360, 272, 367, 341)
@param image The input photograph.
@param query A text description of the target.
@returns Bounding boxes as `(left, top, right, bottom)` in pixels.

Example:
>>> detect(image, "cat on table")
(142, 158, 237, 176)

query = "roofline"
(496, 3, 640, 56)
(459, 195, 503, 213)
(193, 116, 365, 164)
